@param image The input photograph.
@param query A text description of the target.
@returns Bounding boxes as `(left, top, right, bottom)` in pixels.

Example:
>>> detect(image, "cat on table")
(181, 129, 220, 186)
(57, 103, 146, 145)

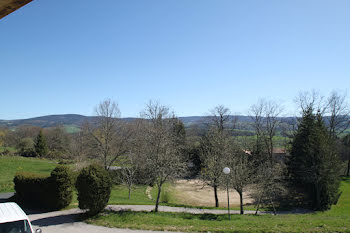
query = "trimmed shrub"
(47, 165, 73, 210)
(14, 172, 49, 207)
(75, 164, 112, 215)
(13, 165, 73, 210)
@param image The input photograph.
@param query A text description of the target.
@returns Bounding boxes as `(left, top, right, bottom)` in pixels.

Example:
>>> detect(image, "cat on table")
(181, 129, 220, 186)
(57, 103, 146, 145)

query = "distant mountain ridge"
(0, 114, 294, 129)
(0, 114, 139, 129)
(0, 114, 92, 128)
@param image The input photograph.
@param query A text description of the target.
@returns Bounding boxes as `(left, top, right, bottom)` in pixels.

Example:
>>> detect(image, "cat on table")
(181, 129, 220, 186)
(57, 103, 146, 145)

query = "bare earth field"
(171, 179, 253, 207)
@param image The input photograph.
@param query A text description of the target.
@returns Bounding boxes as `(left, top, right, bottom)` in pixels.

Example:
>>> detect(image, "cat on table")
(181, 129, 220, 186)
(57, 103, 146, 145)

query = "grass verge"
(86, 177, 350, 232)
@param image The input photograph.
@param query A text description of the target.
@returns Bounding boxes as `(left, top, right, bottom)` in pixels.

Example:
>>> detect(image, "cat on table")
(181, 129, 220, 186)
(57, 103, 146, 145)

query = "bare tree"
(199, 105, 233, 207)
(87, 99, 132, 169)
(250, 99, 283, 162)
(209, 105, 231, 133)
(296, 90, 350, 138)
(224, 140, 253, 214)
(325, 91, 350, 138)
(249, 99, 287, 214)
(119, 153, 140, 199)
(70, 123, 91, 162)
(0, 127, 6, 148)
(295, 90, 326, 115)
(46, 125, 71, 157)
(253, 162, 286, 215)
(140, 101, 186, 212)
(200, 128, 228, 207)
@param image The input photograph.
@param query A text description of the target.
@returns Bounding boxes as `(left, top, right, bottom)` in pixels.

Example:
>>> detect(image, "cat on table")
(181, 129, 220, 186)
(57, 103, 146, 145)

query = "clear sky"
(1, 0, 349, 119)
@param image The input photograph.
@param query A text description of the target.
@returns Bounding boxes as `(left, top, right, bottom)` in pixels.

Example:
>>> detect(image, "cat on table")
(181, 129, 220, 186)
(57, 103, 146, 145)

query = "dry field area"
(171, 179, 253, 207)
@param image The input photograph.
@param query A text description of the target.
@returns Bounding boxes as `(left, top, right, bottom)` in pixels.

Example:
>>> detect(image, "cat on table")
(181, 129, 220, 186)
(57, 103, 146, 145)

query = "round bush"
(47, 165, 73, 210)
(75, 164, 112, 215)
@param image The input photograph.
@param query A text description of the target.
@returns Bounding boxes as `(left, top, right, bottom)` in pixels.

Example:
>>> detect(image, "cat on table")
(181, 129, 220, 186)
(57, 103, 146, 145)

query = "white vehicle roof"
(0, 202, 29, 224)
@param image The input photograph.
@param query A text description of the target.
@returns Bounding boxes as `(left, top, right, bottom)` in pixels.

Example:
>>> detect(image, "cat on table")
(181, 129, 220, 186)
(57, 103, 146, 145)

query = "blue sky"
(1, 0, 349, 119)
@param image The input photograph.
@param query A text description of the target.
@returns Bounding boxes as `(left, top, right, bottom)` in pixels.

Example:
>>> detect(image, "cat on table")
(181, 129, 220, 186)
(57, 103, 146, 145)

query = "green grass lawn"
(87, 177, 350, 232)
(0, 146, 16, 153)
(108, 185, 154, 205)
(0, 156, 58, 192)
(67, 185, 154, 209)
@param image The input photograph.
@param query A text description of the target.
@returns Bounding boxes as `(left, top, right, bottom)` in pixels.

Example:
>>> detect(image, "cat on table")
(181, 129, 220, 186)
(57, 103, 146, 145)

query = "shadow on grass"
(341, 176, 350, 182)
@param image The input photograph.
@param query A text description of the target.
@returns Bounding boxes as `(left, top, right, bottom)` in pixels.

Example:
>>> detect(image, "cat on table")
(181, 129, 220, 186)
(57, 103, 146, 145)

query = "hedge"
(13, 165, 73, 210)
(13, 172, 48, 207)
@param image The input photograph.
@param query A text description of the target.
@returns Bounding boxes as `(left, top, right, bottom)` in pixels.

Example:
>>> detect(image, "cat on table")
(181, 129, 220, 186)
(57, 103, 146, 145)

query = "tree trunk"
(128, 186, 131, 200)
(255, 194, 262, 215)
(155, 185, 162, 212)
(269, 194, 276, 215)
(214, 185, 219, 207)
(315, 183, 321, 210)
(347, 156, 350, 177)
(239, 190, 244, 214)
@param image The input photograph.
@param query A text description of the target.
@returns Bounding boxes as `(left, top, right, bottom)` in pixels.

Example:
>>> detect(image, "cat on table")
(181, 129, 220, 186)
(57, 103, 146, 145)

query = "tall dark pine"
(35, 130, 48, 157)
(342, 134, 350, 177)
(289, 107, 341, 210)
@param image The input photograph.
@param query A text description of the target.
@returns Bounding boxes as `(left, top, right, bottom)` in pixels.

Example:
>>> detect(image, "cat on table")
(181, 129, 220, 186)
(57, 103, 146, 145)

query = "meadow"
(0, 156, 57, 192)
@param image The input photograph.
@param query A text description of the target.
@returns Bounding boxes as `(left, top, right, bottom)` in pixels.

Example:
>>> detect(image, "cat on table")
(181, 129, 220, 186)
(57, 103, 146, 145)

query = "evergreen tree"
(34, 130, 48, 157)
(289, 107, 342, 210)
(342, 134, 350, 177)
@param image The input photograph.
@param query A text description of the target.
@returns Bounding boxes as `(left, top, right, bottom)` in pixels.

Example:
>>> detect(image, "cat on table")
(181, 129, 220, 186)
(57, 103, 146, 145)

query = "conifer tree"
(342, 134, 350, 177)
(34, 130, 48, 157)
(289, 107, 341, 210)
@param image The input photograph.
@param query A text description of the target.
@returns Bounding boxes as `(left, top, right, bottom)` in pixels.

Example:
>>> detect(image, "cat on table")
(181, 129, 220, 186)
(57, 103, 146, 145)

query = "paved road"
(28, 208, 177, 233)
(0, 192, 14, 202)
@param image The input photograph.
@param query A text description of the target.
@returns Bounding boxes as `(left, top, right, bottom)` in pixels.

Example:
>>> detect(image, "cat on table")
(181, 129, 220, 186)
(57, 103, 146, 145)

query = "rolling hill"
(0, 114, 296, 133)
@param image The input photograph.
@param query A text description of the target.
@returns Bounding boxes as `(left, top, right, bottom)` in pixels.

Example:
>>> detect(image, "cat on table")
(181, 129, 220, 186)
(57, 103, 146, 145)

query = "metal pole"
(227, 176, 230, 220)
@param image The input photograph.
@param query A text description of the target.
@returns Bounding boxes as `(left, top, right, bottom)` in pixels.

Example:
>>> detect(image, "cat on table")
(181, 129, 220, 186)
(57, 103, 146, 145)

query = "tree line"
(1, 90, 350, 213)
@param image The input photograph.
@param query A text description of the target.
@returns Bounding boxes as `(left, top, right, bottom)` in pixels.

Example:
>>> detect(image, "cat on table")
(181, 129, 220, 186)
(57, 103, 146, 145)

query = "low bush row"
(13, 164, 112, 215)
(14, 165, 73, 210)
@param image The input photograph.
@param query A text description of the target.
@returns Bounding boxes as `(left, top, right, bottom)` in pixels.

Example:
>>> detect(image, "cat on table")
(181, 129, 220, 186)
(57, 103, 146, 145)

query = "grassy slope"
(87, 177, 350, 232)
(0, 156, 57, 192)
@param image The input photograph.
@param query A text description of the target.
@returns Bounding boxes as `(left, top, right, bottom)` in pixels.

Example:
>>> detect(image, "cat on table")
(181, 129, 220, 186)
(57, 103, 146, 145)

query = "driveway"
(28, 208, 176, 233)
(0, 192, 14, 202)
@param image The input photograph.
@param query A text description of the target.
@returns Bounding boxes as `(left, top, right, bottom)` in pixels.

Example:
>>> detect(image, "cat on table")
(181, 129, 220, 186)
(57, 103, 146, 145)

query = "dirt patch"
(171, 179, 253, 207)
